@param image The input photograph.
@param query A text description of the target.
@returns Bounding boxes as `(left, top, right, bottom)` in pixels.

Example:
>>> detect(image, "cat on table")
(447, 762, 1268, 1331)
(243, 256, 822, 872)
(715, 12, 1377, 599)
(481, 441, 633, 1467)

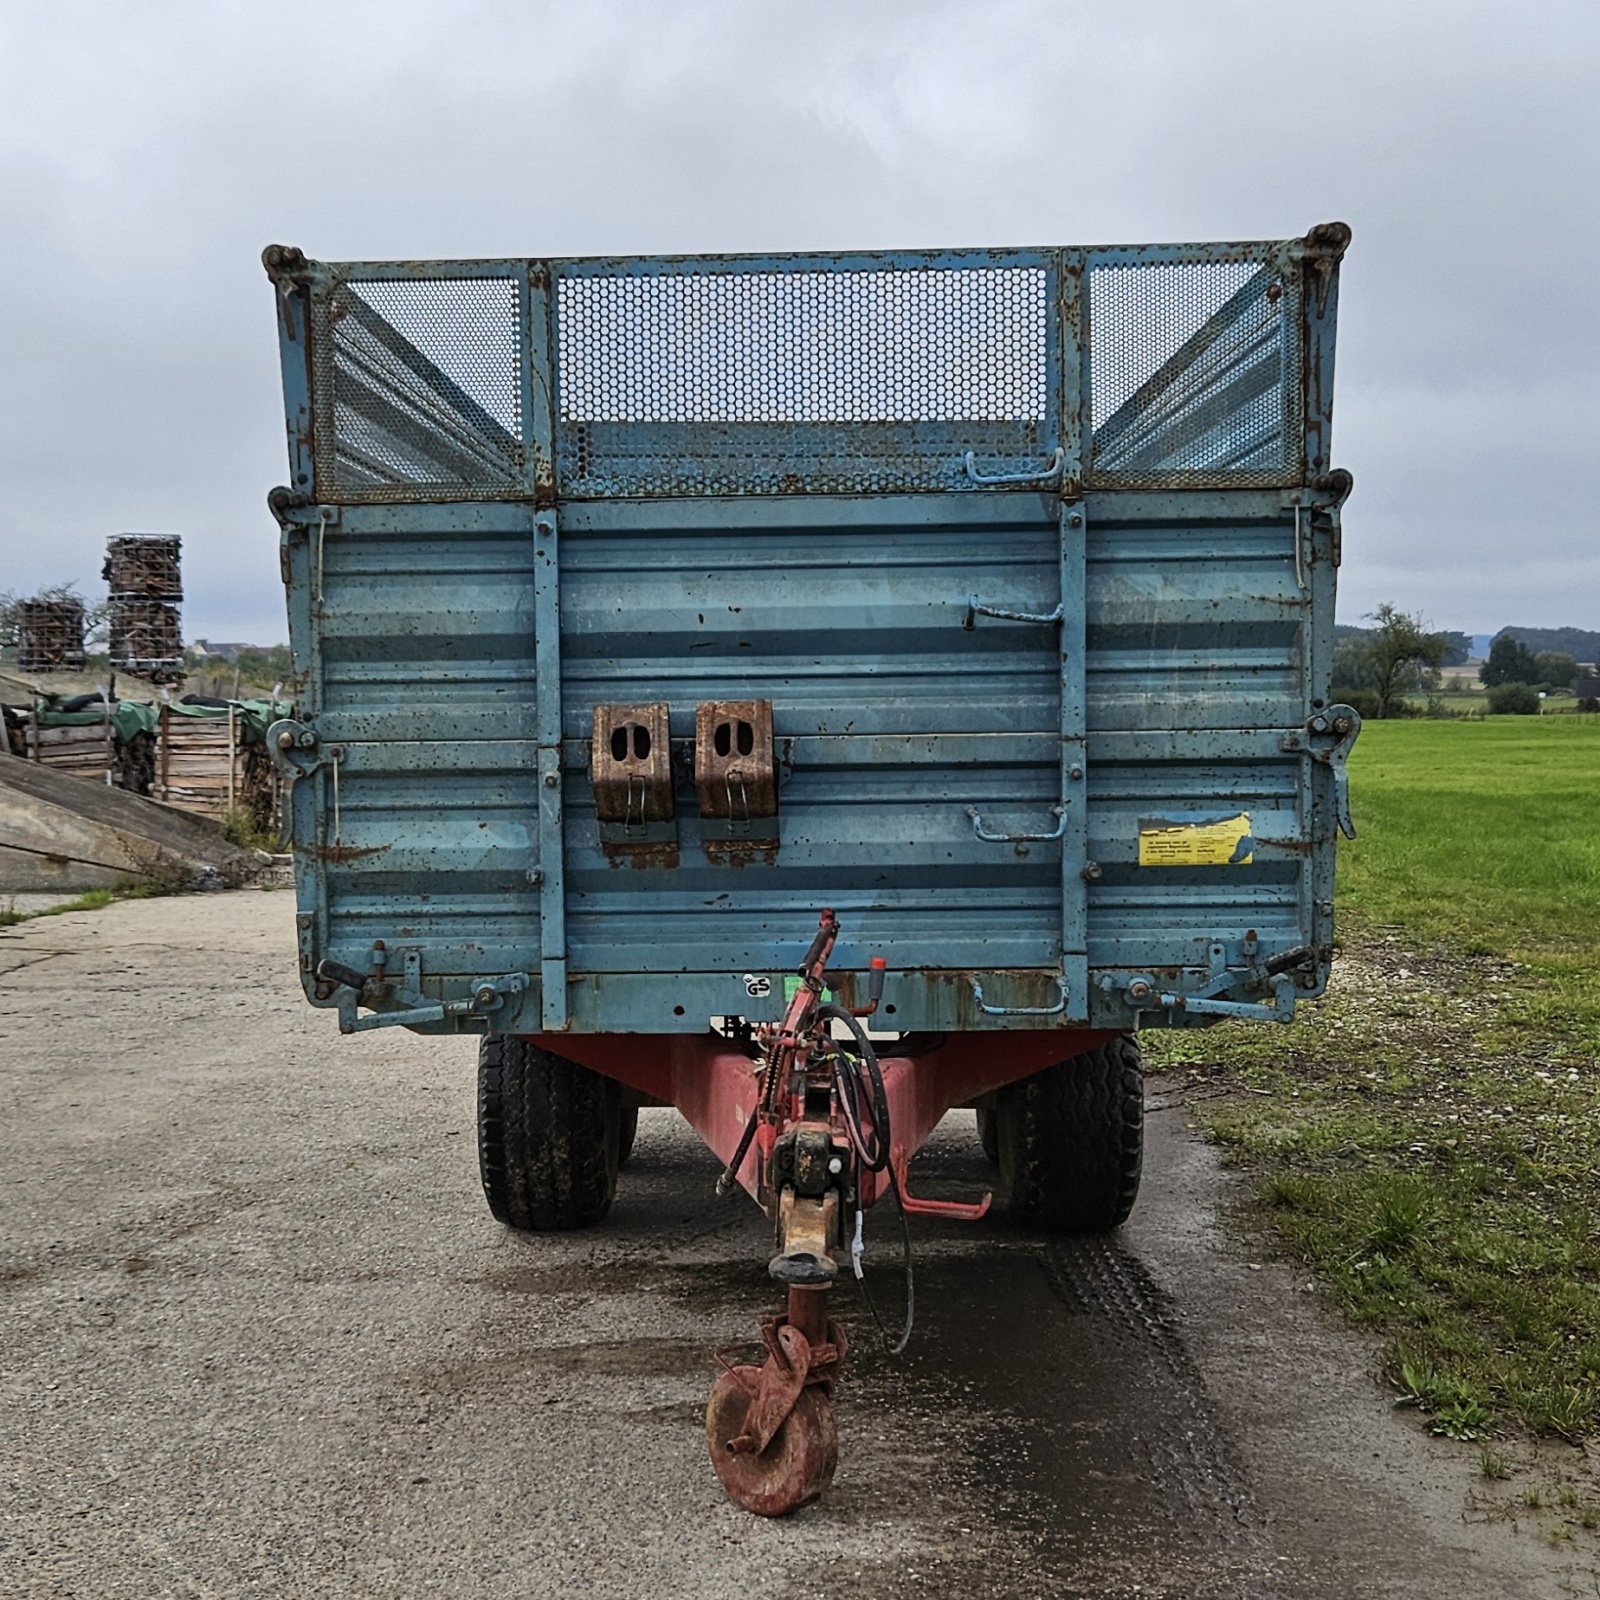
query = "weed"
(1479, 1447, 1511, 1481)
(34, 888, 117, 916)
(0, 884, 156, 927)
(1367, 1176, 1432, 1253)
(221, 807, 276, 853)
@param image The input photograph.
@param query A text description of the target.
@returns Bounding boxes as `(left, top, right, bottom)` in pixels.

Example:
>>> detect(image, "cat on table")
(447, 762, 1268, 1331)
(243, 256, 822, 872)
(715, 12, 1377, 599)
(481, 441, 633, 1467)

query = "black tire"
(994, 1035, 1143, 1233)
(477, 1036, 621, 1230)
(618, 1105, 639, 1167)
(976, 1106, 999, 1166)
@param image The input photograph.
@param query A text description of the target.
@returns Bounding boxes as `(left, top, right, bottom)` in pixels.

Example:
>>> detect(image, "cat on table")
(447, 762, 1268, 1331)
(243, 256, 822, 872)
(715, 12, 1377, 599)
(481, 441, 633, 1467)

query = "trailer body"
(266, 228, 1354, 1041)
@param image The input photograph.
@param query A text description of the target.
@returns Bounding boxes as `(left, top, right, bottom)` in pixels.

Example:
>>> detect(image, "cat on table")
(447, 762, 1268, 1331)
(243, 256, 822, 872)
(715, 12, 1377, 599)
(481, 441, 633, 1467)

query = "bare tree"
(1365, 603, 1445, 719)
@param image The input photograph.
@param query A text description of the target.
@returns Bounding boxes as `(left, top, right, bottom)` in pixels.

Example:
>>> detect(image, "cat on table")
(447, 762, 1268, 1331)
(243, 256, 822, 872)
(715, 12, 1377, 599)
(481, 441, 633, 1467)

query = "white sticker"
(743, 974, 772, 999)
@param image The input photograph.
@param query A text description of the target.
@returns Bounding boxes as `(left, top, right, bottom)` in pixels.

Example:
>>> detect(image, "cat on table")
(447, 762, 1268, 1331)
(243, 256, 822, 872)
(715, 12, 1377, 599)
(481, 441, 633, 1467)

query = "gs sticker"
(742, 974, 772, 999)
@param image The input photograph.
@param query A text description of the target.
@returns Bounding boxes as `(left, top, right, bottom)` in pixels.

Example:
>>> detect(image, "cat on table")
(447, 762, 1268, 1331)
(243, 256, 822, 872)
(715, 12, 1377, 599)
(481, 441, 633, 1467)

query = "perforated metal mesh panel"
(314, 277, 523, 499)
(1086, 257, 1302, 487)
(554, 264, 1050, 496)
(297, 246, 1316, 501)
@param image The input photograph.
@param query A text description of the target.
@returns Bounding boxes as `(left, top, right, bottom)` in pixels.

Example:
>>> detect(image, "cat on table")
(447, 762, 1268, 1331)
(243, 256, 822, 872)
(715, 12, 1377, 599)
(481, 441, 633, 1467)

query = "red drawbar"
(535, 1029, 1120, 1205)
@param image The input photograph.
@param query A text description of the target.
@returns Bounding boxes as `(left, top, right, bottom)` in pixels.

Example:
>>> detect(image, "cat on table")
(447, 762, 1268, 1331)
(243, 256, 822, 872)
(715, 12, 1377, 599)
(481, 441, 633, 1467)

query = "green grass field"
(1343, 717, 1600, 954)
(1147, 715, 1600, 1463)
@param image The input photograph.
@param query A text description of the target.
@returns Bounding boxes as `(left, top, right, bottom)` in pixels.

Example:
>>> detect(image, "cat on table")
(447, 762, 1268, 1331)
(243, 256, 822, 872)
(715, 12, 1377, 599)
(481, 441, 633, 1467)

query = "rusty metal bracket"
(696, 699, 779, 862)
(717, 1302, 847, 1458)
(590, 702, 678, 865)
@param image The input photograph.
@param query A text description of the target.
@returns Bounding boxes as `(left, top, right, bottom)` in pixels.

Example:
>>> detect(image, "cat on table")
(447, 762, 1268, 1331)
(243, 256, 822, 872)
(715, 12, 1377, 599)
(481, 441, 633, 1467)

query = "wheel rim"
(705, 1365, 838, 1516)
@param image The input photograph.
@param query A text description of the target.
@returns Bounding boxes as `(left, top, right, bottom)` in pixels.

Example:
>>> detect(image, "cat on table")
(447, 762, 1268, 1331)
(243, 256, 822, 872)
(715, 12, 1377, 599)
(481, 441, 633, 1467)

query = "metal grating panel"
(1087, 258, 1302, 486)
(554, 264, 1050, 496)
(315, 277, 523, 499)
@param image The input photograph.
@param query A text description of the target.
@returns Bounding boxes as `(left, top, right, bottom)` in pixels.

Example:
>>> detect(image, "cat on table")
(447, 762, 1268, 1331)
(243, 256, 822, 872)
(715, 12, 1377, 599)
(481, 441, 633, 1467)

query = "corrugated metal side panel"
(559, 496, 1063, 975)
(1084, 502, 1314, 972)
(301, 509, 541, 980)
(289, 491, 1327, 1027)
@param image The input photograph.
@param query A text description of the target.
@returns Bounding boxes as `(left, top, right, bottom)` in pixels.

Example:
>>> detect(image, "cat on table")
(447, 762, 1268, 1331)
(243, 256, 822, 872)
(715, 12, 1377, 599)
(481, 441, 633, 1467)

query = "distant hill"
(1493, 626, 1600, 662)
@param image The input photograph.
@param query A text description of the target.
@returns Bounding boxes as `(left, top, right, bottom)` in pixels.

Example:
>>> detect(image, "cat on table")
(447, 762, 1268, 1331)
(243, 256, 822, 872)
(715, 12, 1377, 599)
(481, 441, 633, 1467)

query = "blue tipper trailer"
(263, 223, 1358, 1512)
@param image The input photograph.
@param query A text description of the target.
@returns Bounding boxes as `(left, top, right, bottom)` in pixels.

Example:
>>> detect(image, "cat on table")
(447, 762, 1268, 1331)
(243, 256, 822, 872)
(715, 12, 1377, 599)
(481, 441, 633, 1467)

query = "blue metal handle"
(964, 596, 1064, 629)
(971, 976, 1068, 1017)
(962, 447, 1065, 486)
(967, 804, 1066, 843)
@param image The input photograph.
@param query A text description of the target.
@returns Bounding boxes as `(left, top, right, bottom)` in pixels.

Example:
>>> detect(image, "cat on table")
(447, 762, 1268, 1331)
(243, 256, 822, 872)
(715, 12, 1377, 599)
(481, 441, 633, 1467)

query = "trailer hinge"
(1280, 705, 1362, 839)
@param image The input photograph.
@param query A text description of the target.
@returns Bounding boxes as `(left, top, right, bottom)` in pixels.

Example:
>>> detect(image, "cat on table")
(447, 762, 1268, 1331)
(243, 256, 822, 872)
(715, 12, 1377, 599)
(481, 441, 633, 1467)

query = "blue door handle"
(963, 447, 1065, 486)
(967, 804, 1067, 843)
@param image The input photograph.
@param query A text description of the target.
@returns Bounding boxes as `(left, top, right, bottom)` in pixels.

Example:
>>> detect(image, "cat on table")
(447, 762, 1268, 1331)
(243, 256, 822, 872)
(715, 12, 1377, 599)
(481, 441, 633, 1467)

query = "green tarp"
(30, 697, 292, 747)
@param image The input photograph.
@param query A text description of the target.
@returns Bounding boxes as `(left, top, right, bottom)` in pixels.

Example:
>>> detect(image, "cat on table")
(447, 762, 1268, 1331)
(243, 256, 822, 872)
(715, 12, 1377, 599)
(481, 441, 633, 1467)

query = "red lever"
(889, 1145, 991, 1221)
(852, 956, 888, 1019)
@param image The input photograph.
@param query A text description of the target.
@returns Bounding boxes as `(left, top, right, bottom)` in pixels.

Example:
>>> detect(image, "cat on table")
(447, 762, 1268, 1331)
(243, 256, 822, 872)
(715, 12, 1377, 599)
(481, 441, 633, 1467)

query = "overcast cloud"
(1, 0, 1595, 640)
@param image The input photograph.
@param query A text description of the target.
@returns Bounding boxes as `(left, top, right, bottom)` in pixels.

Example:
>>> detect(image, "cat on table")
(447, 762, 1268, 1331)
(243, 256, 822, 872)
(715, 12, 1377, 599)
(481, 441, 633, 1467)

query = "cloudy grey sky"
(1, 0, 1594, 641)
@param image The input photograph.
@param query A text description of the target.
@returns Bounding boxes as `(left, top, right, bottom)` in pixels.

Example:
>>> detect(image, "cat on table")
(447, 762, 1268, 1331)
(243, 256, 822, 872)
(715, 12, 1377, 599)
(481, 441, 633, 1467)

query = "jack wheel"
(705, 1367, 838, 1516)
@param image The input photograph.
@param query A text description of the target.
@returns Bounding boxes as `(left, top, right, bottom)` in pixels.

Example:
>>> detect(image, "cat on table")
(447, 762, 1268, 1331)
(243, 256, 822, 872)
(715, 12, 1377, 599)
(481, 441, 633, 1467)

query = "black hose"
(815, 1003, 914, 1353)
(815, 1003, 891, 1173)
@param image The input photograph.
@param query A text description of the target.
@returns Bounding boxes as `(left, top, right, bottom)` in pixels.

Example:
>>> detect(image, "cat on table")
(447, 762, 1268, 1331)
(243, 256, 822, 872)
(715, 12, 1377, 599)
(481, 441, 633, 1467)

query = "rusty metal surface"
(589, 701, 678, 866)
(704, 1365, 838, 1517)
(695, 698, 778, 865)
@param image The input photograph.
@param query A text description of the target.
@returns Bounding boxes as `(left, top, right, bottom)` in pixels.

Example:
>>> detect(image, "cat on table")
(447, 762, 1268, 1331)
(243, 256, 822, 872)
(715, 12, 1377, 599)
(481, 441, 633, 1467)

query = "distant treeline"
(1490, 626, 1600, 661)
(1336, 622, 1472, 666)
(1336, 623, 1600, 666)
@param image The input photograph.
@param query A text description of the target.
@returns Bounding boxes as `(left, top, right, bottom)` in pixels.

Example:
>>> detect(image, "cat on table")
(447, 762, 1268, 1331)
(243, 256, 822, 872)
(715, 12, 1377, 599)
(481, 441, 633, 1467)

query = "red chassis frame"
(536, 1026, 1120, 1209)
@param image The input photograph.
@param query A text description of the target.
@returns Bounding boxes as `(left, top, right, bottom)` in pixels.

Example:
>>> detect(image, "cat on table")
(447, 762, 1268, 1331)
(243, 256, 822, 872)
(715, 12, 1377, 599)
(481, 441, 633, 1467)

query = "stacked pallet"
(25, 713, 116, 781)
(108, 598, 184, 674)
(103, 536, 183, 598)
(105, 534, 183, 677)
(155, 705, 244, 817)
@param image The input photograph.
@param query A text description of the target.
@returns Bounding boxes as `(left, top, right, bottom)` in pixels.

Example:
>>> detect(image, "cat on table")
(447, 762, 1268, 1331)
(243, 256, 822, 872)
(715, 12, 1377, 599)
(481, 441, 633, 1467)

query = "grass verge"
(0, 885, 151, 926)
(1146, 717, 1600, 1442)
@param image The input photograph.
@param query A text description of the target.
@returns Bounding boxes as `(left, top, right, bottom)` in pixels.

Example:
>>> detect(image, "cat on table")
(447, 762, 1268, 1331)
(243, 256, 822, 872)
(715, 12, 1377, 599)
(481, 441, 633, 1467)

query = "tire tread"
(477, 1036, 618, 1231)
(996, 1036, 1143, 1233)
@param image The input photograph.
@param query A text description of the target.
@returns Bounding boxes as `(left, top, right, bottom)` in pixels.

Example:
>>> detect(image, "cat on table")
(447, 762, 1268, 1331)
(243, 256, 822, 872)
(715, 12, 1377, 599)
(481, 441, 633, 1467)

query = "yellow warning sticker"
(1138, 812, 1255, 867)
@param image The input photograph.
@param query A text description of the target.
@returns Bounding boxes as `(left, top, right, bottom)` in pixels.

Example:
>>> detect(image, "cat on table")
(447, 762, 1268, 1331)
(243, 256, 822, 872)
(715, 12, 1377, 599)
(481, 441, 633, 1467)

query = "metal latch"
(1280, 704, 1362, 839)
(590, 702, 677, 866)
(1111, 933, 1316, 1026)
(696, 699, 779, 863)
(316, 961, 528, 1034)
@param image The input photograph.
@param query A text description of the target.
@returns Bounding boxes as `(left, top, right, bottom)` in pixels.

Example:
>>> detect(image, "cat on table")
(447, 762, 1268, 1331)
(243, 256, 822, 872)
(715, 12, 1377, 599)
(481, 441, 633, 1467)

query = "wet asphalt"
(0, 891, 1580, 1598)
